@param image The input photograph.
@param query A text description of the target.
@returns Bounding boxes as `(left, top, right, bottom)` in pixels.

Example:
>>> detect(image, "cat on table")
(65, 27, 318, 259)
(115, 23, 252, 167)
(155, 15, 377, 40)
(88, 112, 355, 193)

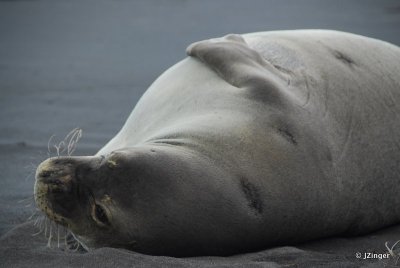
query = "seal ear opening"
(186, 34, 290, 105)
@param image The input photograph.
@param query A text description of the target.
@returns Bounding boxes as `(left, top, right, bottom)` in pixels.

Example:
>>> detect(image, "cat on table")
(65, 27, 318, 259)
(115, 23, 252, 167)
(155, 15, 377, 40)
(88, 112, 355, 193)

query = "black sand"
(1, 1, 400, 267)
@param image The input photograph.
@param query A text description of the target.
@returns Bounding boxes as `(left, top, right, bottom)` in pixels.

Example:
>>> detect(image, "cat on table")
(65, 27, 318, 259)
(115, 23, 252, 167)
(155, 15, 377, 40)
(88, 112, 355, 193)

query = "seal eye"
(92, 204, 109, 226)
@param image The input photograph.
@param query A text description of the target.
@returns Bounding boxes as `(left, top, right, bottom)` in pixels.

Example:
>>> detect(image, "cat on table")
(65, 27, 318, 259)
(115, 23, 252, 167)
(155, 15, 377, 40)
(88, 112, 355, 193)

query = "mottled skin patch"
(107, 159, 118, 168)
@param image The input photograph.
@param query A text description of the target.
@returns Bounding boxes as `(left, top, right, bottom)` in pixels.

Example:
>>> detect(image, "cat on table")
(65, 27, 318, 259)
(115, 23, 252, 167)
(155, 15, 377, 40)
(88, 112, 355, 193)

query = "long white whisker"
(47, 223, 53, 247)
(47, 135, 56, 157)
(57, 224, 60, 248)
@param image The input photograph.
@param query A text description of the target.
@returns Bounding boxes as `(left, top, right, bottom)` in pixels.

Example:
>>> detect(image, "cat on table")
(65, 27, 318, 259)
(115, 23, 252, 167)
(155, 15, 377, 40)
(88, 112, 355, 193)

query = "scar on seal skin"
(240, 177, 263, 214)
(332, 50, 356, 67)
(277, 128, 297, 145)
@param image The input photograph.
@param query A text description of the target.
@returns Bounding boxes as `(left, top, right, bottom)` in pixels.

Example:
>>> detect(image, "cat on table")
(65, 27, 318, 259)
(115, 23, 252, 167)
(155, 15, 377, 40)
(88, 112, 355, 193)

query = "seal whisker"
(57, 224, 60, 248)
(22, 161, 38, 183)
(38, 217, 45, 230)
(18, 196, 34, 204)
(40, 217, 45, 232)
(66, 233, 81, 252)
(27, 210, 38, 221)
(47, 223, 53, 247)
(47, 134, 56, 157)
(33, 215, 44, 228)
(33, 214, 42, 226)
(65, 230, 82, 252)
(44, 218, 48, 238)
(66, 128, 82, 156)
(54, 141, 66, 157)
(32, 215, 46, 236)
(64, 230, 68, 249)
(23, 162, 37, 172)
(47, 128, 83, 158)
(32, 228, 44, 237)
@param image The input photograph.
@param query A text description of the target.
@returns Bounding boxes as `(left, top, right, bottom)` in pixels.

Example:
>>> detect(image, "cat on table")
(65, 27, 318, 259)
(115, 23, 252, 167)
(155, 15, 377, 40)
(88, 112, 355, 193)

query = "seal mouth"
(34, 181, 69, 226)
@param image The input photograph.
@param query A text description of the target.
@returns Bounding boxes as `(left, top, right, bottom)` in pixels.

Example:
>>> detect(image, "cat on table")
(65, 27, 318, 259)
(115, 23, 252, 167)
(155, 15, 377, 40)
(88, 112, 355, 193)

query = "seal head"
(35, 145, 260, 256)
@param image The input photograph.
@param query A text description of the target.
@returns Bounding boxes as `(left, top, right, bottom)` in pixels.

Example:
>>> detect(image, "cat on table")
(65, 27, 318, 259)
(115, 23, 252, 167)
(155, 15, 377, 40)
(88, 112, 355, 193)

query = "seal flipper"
(186, 34, 288, 103)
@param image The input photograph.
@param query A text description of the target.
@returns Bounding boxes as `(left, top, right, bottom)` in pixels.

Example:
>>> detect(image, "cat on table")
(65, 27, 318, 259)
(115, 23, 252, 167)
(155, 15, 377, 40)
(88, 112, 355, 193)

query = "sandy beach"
(1, 0, 400, 267)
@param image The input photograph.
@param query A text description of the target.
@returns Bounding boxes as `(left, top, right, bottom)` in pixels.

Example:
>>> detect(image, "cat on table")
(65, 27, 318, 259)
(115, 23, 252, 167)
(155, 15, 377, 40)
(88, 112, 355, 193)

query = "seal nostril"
(53, 179, 62, 185)
(39, 170, 53, 178)
(43, 178, 62, 186)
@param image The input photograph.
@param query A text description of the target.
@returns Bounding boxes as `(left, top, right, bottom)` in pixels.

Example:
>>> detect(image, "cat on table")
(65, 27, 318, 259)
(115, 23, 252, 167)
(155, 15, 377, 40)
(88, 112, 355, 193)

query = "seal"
(34, 30, 400, 257)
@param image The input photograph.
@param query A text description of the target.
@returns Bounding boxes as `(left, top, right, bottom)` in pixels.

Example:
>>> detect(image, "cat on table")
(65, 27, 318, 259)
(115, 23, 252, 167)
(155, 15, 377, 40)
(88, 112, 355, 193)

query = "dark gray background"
(0, 1, 400, 267)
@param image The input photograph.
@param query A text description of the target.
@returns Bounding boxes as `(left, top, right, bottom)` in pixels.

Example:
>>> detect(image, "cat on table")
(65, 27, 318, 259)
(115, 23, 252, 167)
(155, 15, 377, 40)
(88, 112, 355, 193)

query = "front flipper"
(186, 34, 289, 104)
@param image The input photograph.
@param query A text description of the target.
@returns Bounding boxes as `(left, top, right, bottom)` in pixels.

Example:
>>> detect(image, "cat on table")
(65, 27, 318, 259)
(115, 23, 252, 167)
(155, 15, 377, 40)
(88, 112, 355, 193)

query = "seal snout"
(34, 157, 83, 224)
(35, 158, 74, 192)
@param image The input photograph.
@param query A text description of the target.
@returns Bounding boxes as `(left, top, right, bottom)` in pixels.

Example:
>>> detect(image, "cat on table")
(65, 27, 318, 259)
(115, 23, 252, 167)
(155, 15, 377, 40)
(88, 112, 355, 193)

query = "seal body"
(35, 30, 400, 256)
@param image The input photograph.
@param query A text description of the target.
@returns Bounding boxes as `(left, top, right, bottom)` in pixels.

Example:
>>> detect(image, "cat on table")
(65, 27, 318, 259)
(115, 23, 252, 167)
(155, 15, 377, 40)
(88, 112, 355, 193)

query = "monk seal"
(34, 30, 400, 256)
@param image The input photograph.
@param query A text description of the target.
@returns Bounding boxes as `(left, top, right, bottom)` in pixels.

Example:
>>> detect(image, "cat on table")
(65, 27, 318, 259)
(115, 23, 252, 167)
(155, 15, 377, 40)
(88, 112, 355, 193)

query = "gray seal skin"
(34, 30, 400, 256)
